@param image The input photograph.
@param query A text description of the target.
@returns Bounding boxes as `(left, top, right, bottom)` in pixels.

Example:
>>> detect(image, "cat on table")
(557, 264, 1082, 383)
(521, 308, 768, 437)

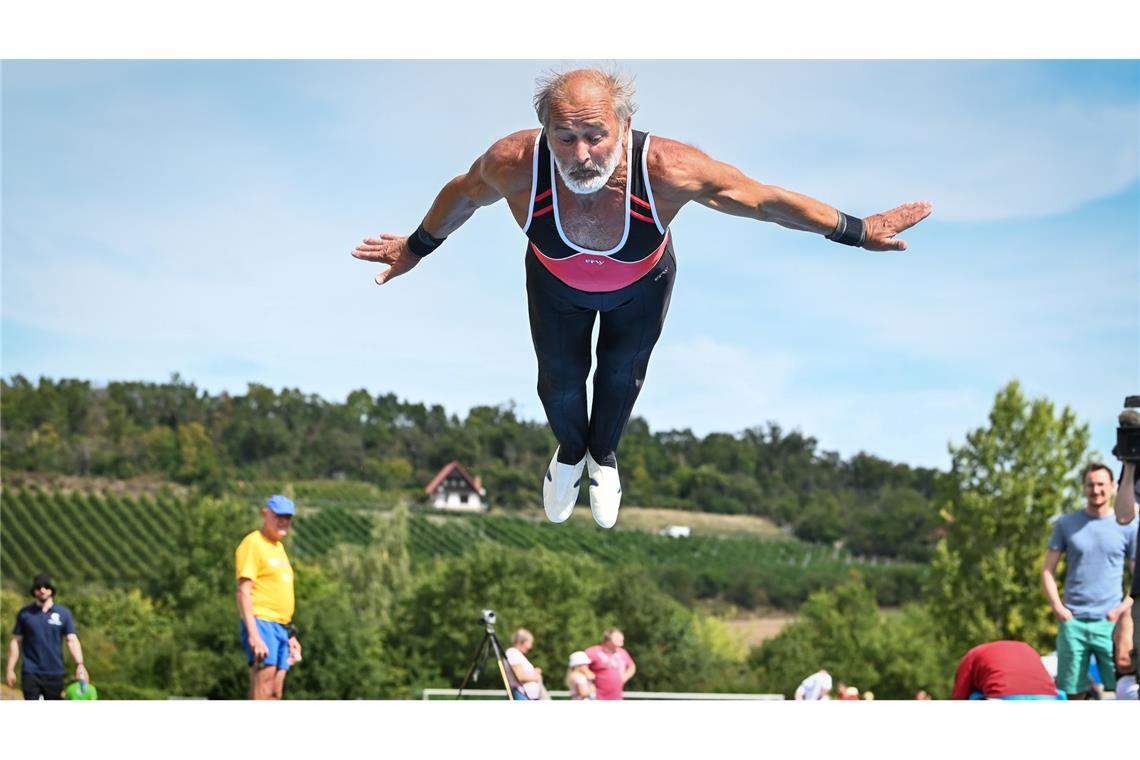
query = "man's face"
(33, 585, 53, 604)
(547, 92, 627, 195)
(1084, 469, 1114, 509)
(262, 508, 292, 541)
(606, 631, 624, 649)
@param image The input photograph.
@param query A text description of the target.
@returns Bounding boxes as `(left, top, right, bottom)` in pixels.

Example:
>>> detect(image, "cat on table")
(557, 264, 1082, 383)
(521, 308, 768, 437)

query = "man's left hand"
(861, 201, 933, 252)
(76, 664, 88, 682)
(288, 637, 303, 665)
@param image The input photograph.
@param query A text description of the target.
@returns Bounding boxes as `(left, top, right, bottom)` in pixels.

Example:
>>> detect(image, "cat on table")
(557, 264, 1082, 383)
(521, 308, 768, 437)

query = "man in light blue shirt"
(1042, 462, 1137, 698)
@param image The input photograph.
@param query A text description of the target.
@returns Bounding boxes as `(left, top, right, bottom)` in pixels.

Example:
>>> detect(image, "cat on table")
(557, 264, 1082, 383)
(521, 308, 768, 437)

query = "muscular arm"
(1116, 462, 1136, 525)
(353, 130, 535, 285)
(1042, 549, 1072, 621)
(648, 137, 931, 251)
(418, 133, 532, 237)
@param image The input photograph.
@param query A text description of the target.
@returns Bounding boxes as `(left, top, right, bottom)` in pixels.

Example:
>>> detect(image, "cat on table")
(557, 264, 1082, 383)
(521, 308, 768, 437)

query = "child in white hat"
(566, 651, 596, 700)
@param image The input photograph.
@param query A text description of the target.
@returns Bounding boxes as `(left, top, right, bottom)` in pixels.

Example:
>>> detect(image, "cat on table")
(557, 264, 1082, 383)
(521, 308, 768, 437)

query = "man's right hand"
(1054, 606, 1074, 623)
(249, 634, 269, 663)
(351, 233, 420, 286)
(5, 669, 15, 688)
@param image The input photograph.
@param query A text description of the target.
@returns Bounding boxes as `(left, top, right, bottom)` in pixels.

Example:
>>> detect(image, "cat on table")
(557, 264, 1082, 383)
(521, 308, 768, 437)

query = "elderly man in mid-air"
(353, 67, 932, 529)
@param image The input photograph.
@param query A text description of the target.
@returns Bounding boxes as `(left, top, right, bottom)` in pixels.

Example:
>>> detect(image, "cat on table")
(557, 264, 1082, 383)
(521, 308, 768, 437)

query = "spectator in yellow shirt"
(235, 494, 302, 700)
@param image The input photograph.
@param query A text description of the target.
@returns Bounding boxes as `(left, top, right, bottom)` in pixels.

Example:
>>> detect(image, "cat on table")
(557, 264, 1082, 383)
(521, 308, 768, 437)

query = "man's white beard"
(553, 134, 626, 195)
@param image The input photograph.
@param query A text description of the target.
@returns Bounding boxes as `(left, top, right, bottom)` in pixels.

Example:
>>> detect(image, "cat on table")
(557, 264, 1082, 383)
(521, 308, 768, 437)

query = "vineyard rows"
(1, 487, 180, 587)
(1, 488, 921, 607)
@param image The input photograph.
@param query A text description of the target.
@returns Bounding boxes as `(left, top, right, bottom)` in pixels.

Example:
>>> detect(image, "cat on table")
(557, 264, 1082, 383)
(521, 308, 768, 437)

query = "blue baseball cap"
(266, 495, 295, 516)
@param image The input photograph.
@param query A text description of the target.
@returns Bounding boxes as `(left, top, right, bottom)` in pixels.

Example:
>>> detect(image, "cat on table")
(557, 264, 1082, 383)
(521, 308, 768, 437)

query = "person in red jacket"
(952, 640, 1063, 700)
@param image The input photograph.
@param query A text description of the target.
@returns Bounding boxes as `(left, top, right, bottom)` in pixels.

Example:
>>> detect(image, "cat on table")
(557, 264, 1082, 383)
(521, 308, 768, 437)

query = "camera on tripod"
(458, 608, 521, 700)
(1116, 395, 1140, 463)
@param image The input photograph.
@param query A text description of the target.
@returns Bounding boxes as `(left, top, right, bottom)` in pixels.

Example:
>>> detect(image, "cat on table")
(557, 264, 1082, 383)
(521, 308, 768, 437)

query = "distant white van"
(659, 525, 691, 538)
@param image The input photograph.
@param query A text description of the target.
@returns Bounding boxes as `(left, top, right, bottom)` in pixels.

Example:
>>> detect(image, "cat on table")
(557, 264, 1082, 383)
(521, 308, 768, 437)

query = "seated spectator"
(794, 668, 832, 700)
(952, 640, 1065, 700)
(504, 628, 548, 701)
(565, 650, 596, 700)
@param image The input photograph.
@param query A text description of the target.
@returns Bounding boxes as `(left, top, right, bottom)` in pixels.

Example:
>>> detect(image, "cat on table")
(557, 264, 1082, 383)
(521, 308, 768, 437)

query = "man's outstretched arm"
(649, 137, 932, 252)
(352, 131, 532, 285)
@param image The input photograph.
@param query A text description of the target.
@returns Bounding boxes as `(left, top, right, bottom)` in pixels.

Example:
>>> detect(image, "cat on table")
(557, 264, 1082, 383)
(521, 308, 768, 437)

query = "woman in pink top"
(585, 628, 636, 700)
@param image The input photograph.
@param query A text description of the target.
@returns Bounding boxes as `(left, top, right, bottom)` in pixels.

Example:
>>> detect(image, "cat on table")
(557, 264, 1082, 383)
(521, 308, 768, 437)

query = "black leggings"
(525, 241, 676, 466)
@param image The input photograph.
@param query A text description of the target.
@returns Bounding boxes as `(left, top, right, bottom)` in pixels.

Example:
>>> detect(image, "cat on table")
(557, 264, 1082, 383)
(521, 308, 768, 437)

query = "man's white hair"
(533, 67, 638, 128)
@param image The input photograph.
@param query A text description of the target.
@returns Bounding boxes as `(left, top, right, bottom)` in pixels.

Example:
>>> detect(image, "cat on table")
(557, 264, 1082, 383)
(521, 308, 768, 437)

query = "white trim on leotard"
(641, 134, 666, 236)
(521, 129, 544, 234)
(550, 127, 634, 256)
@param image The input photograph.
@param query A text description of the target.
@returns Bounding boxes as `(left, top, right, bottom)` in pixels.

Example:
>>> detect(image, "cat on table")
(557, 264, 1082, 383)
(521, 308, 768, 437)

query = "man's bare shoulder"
(646, 136, 715, 198)
(481, 129, 540, 192)
(486, 129, 540, 165)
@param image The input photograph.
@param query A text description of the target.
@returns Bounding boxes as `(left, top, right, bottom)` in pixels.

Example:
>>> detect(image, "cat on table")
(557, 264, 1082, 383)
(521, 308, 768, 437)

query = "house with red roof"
(424, 460, 487, 512)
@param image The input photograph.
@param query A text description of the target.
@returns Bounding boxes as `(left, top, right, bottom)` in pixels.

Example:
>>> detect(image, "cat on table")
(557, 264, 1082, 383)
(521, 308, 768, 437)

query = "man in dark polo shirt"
(5, 573, 89, 700)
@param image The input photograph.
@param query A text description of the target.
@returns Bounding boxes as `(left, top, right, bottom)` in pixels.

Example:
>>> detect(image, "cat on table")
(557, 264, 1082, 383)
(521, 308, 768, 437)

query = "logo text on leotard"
(584, 258, 605, 266)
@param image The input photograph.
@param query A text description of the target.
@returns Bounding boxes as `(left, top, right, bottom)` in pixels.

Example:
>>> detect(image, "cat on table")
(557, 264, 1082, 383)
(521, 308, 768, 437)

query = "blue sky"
(2, 60, 1137, 470)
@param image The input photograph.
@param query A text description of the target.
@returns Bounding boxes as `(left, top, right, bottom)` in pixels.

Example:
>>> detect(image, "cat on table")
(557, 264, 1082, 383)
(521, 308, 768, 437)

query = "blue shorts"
(240, 618, 292, 671)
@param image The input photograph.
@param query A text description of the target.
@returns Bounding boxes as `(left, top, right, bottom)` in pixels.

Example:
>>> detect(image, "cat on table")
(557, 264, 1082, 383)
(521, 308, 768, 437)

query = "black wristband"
(406, 224, 447, 258)
(826, 212, 866, 247)
(286, 623, 298, 639)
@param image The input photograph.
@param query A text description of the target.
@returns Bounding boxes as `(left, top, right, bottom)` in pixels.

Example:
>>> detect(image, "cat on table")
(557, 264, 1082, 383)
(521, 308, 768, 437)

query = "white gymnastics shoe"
(585, 451, 622, 529)
(543, 447, 585, 523)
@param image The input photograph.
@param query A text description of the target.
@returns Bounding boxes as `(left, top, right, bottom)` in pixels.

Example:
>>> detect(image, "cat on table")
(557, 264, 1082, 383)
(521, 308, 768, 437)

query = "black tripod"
(457, 609, 516, 700)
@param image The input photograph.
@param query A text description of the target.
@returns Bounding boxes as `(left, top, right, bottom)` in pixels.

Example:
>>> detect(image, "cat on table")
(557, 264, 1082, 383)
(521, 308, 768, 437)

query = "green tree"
(384, 546, 751, 697)
(794, 492, 845, 544)
(154, 494, 252, 698)
(68, 588, 178, 699)
(845, 486, 938, 561)
(287, 506, 417, 698)
(925, 380, 1089, 656)
(384, 544, 607, 696)
(749, 574, 954, 699)
(174, 422, 223, 490)
(594, 567, 752, 693)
